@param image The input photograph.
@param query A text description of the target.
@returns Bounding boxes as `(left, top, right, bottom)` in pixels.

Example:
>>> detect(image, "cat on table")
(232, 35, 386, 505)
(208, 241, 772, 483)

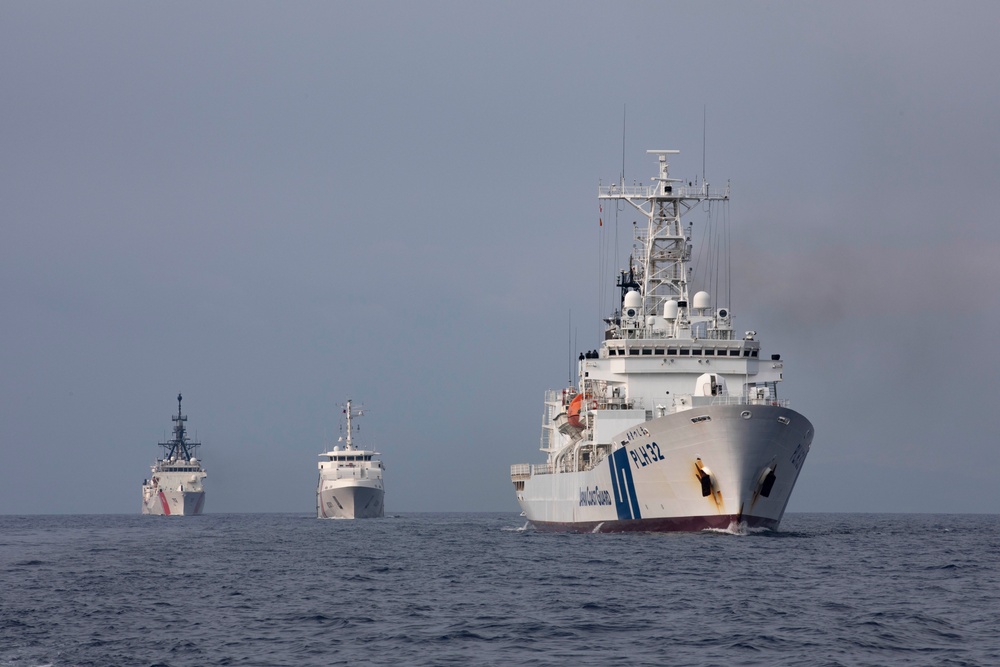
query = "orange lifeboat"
(567, 393, 593, 430)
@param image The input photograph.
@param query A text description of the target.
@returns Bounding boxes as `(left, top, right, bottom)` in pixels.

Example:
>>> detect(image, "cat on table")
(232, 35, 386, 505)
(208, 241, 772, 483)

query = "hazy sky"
(4, 1, 1000, 515)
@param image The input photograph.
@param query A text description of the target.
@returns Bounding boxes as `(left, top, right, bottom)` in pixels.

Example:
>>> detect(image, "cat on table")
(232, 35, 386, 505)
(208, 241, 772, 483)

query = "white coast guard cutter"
(511, 149, 813, 532)
(141, 394, 207, 516)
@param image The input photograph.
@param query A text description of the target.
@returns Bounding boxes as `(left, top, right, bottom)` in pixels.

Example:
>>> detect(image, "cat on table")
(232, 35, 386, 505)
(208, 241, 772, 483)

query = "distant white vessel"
(141, 394, 207, 516)
(317, 400, 385, 519)
(511, 149, 814, 532)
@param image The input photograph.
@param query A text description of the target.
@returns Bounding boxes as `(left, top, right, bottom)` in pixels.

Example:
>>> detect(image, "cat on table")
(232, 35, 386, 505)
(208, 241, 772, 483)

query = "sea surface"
(1, 512, 998, 667)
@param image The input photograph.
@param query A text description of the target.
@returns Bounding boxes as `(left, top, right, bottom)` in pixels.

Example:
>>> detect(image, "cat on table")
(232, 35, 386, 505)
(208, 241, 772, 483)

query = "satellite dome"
(622, 290, 642, 318)
(663, 300, 679, 319)
(693, 291, 711, 310)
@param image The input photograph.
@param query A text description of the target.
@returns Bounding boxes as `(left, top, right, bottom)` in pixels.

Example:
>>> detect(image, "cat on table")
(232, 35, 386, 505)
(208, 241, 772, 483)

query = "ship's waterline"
(319, 483, 384, 519)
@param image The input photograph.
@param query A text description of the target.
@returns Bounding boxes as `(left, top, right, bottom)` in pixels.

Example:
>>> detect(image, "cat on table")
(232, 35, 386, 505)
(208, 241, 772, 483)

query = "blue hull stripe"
(609, 448, 642, 520)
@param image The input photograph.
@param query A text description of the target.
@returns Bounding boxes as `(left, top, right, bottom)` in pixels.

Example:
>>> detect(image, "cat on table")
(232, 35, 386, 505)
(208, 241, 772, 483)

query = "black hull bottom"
(527, 513, 780, 534)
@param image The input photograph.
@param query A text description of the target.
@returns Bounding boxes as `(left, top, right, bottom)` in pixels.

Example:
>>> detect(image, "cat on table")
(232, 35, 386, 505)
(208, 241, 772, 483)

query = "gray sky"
(3, 1, 999, 515)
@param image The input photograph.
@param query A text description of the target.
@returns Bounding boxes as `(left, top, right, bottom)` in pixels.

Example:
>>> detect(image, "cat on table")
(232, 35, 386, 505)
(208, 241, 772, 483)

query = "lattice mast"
(158, 393, 201, 461)
(599, 150, 729, 329)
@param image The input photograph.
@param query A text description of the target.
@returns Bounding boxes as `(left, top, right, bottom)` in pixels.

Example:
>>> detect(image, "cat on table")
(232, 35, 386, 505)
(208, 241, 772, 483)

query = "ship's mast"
(342, 399, 365, 450)
(599, 150, 729, 330)
(159, 393, 200, 461)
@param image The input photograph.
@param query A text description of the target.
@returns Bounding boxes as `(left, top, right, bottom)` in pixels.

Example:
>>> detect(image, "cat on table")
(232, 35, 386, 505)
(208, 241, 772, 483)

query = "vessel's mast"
(159, 393, 199, 461)
(342, 399, 365, 450)
(599, 150, 729, 325)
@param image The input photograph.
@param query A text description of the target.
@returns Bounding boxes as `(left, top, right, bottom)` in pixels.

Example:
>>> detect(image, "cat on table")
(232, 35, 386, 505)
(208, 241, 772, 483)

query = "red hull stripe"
(528, 513, 779, 533)
(158, 491, 171, 515)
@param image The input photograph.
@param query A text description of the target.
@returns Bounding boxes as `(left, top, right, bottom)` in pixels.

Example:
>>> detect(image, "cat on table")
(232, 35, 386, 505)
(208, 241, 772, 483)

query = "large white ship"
(511, 149, 813, 532)
(141, 394, 207, 516)
(317, 400, 385, 519)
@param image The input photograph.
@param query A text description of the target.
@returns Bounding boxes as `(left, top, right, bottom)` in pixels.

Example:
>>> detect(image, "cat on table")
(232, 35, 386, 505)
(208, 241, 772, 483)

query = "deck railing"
(707, 395, 790, 408)
(510, 464, 531, 478)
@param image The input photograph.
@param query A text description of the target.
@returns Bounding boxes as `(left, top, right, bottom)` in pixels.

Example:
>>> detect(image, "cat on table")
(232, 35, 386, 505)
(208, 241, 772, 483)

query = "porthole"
(741, 411, 752, 419)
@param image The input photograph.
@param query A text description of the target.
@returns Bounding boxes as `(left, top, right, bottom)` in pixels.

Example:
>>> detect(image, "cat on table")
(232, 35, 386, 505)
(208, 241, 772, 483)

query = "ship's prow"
(142, 488, 206, 517)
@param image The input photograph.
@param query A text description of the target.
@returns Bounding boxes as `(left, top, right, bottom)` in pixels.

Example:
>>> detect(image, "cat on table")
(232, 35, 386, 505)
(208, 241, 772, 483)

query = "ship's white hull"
(317, 479, 384, 519)
(141, 488, 205, 516)
(516, 404, 812, 532)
